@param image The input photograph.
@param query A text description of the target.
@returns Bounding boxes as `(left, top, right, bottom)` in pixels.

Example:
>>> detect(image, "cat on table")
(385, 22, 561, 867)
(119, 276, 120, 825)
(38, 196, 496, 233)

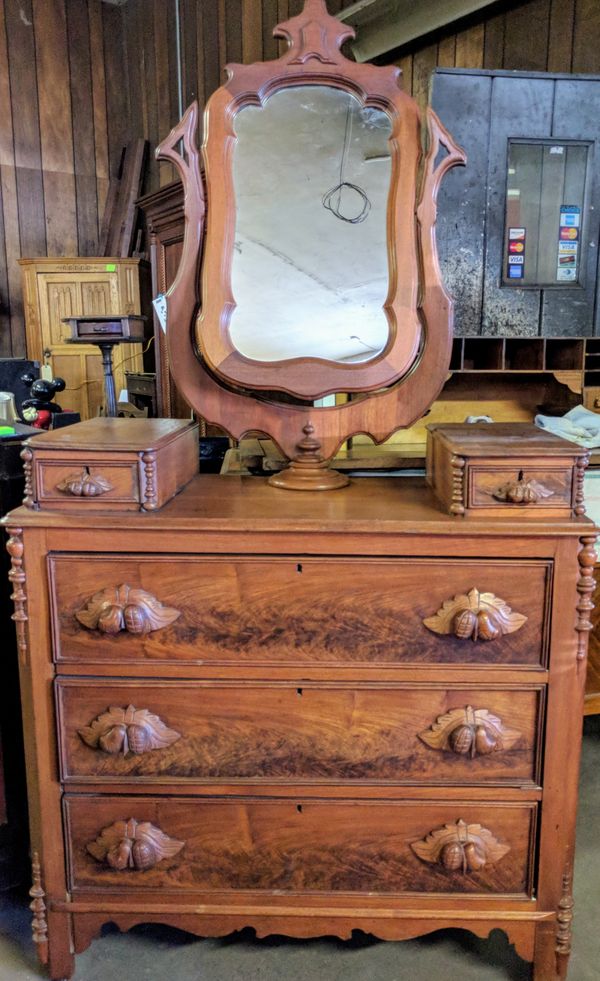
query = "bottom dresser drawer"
(64, 796, 536, 897)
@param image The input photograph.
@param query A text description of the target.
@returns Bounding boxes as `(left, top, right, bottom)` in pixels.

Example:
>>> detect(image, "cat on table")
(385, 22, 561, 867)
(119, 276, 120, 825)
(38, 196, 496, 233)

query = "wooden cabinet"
(137, 182, 187, 419)
(19, 258, 149, 420)
(3, 462, 595, 980)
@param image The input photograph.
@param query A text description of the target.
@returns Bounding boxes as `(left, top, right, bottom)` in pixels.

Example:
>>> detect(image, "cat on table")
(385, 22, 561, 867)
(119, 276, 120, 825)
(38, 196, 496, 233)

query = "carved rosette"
(6, 528, 28, 666)
(411, 818, 510, 874)
(78, 705, 181, 755)
(418, 705, 521, 758)
(423, 587, 527, 642)
(576, 536, 597, 661)
(29, 851, 48, 965)
(492, 473, 554, 504)
(87, 818, 184, 871)
(75, 584, 181, 635)
(56, 468, 113, 497)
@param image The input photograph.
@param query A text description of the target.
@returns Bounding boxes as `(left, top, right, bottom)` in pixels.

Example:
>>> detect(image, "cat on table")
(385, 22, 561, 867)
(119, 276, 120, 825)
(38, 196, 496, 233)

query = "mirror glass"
(229, 85, 392, 363)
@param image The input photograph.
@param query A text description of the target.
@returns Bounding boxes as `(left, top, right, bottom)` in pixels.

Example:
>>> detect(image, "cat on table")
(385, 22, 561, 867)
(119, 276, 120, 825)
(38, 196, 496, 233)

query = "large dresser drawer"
(49, 555, 551, 667)
(56, 680, 542, 786)
(64, 795, 537, 897)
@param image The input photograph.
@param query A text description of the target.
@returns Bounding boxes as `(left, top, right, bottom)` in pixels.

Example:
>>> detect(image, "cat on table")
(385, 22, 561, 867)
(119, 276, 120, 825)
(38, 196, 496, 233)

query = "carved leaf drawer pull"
(78, 705, 181, 755)
(492, 471, 554, 505)
(418, 705, 521, 758)
(87, 818, 184, 872)
(411, 818, 510, 874)
(423, 587, 527, 642)
(75, 584, 181, 635)
(56, 468, 113, 497)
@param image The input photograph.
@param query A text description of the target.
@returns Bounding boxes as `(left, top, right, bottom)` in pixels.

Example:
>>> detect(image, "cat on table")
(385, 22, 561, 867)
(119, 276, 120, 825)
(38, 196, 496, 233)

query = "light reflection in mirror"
(230, 85, 392, 364)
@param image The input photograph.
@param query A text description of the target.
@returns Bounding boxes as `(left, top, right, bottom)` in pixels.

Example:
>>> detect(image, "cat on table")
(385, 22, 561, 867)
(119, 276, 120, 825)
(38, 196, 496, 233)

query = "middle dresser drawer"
(49, 555, 551, 667)
(56, 680, 543, 786)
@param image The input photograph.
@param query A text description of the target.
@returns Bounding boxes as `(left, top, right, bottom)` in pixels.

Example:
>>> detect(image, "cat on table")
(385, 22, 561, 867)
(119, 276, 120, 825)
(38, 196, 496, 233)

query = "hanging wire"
(322, 103, 371, 224)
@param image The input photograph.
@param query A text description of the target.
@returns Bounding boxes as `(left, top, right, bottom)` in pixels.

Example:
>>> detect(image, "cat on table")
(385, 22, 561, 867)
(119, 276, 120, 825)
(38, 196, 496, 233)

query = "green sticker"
(105, 263, 117, 272)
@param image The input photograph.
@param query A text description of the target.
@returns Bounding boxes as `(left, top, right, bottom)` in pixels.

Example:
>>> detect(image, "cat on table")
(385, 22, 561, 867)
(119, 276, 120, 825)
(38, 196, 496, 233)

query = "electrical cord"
(322, 103, 371, 224)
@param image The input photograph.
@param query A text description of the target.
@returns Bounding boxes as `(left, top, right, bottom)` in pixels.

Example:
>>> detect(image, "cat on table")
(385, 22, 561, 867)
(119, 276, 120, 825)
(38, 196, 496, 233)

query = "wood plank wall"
(1, 0, 600, 357)
(393, 0, 600, 112)
(0, 0, 129, 357)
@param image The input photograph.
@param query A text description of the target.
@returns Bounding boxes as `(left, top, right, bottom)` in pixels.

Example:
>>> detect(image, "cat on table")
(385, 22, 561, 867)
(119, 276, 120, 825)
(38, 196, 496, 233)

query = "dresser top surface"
(4, 474, 596, 537)
(25, 417, 197, 452)
(427, 423, 587, 457)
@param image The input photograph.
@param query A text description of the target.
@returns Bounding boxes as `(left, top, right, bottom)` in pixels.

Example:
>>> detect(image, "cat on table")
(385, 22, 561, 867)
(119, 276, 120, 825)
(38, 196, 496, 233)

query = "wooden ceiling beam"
(339, 0, 499, 61)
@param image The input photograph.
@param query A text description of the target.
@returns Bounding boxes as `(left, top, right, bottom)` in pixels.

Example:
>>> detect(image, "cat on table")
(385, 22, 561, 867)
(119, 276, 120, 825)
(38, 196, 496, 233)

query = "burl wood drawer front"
(64, 796, 536, 896)
(49, 555, 551, 667)
(36, 461, 140, 508)
(468, 467, 573, 509)
(56, 681, 542, 785)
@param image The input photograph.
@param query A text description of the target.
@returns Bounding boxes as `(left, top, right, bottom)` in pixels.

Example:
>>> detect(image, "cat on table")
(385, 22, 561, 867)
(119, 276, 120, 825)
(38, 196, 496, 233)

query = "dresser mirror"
(158, 0, 466, 488)
(231, 85, 392, 365)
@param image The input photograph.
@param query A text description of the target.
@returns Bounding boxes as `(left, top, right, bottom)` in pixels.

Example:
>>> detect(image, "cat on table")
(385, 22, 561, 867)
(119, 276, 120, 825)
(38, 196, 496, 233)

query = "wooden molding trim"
(20, 446, 35, 509)
(6, 527, 28, 667)
(29, 851, 48, 966)
(555, 865, 574, 972)
(576, 535, 597, 661)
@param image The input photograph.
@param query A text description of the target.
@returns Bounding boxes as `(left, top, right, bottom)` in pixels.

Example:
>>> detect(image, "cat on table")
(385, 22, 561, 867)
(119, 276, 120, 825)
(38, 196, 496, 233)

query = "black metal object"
(67, 336, 145, 418)
(0, 359, 39, 415)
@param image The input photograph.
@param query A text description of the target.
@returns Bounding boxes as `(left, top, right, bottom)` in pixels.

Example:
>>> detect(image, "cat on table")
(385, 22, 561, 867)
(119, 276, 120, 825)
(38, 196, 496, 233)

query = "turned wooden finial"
(268, 421, 349, 490)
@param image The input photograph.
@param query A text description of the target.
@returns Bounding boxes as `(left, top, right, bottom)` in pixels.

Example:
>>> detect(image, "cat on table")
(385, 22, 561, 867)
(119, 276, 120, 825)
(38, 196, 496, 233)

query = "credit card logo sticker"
(560, 205, 581, 228)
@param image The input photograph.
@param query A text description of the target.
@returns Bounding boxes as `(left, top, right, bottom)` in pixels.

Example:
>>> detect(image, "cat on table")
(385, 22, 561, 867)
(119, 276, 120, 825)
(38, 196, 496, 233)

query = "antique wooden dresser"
(4, 464, 596, 980)
(6, 2, 598, 978)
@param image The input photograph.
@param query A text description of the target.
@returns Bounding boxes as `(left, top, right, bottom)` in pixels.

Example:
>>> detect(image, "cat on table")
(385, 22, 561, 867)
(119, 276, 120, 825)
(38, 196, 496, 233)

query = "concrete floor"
(1, 716, 598, 981)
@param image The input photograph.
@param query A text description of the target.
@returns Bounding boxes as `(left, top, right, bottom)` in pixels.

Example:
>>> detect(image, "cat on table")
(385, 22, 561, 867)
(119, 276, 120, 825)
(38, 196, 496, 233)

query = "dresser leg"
(533, 920, 571, 981)
(47, 912, 75, 981)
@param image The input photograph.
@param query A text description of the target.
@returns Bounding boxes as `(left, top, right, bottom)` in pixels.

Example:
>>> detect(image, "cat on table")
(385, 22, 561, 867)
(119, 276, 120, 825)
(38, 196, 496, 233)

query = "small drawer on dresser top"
(56, 681, 543, 786)
(64, 796, 537, 897)
(37, 461, 140, 507)
(468, 467, 573, 510)
(49, 555, 551, 667)
(24, 418, 199, 512)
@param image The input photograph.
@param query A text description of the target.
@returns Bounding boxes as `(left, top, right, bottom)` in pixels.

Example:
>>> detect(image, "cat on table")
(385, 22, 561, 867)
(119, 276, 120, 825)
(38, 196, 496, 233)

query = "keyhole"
(296, 804, 303, 813)
(297, 563, 303, 573)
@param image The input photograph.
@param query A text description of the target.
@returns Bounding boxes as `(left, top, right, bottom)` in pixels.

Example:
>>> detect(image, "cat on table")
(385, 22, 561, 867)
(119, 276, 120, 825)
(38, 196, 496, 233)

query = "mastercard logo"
(560, 227, 578, 240)
(509, 241, 524, 253)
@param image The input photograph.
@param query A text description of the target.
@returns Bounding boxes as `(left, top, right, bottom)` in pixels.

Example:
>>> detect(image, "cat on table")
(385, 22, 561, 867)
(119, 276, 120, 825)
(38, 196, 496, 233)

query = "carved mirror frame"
(158, 0, 465, 490)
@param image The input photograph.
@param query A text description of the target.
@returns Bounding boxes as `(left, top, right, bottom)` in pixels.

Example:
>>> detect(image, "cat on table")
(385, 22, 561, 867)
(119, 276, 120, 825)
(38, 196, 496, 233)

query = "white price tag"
(153, 294, 168, 333)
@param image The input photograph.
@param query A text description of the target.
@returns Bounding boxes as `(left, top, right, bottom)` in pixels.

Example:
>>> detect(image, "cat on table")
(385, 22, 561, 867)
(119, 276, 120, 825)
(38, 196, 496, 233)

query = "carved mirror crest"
(158, 0, 465, 489)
